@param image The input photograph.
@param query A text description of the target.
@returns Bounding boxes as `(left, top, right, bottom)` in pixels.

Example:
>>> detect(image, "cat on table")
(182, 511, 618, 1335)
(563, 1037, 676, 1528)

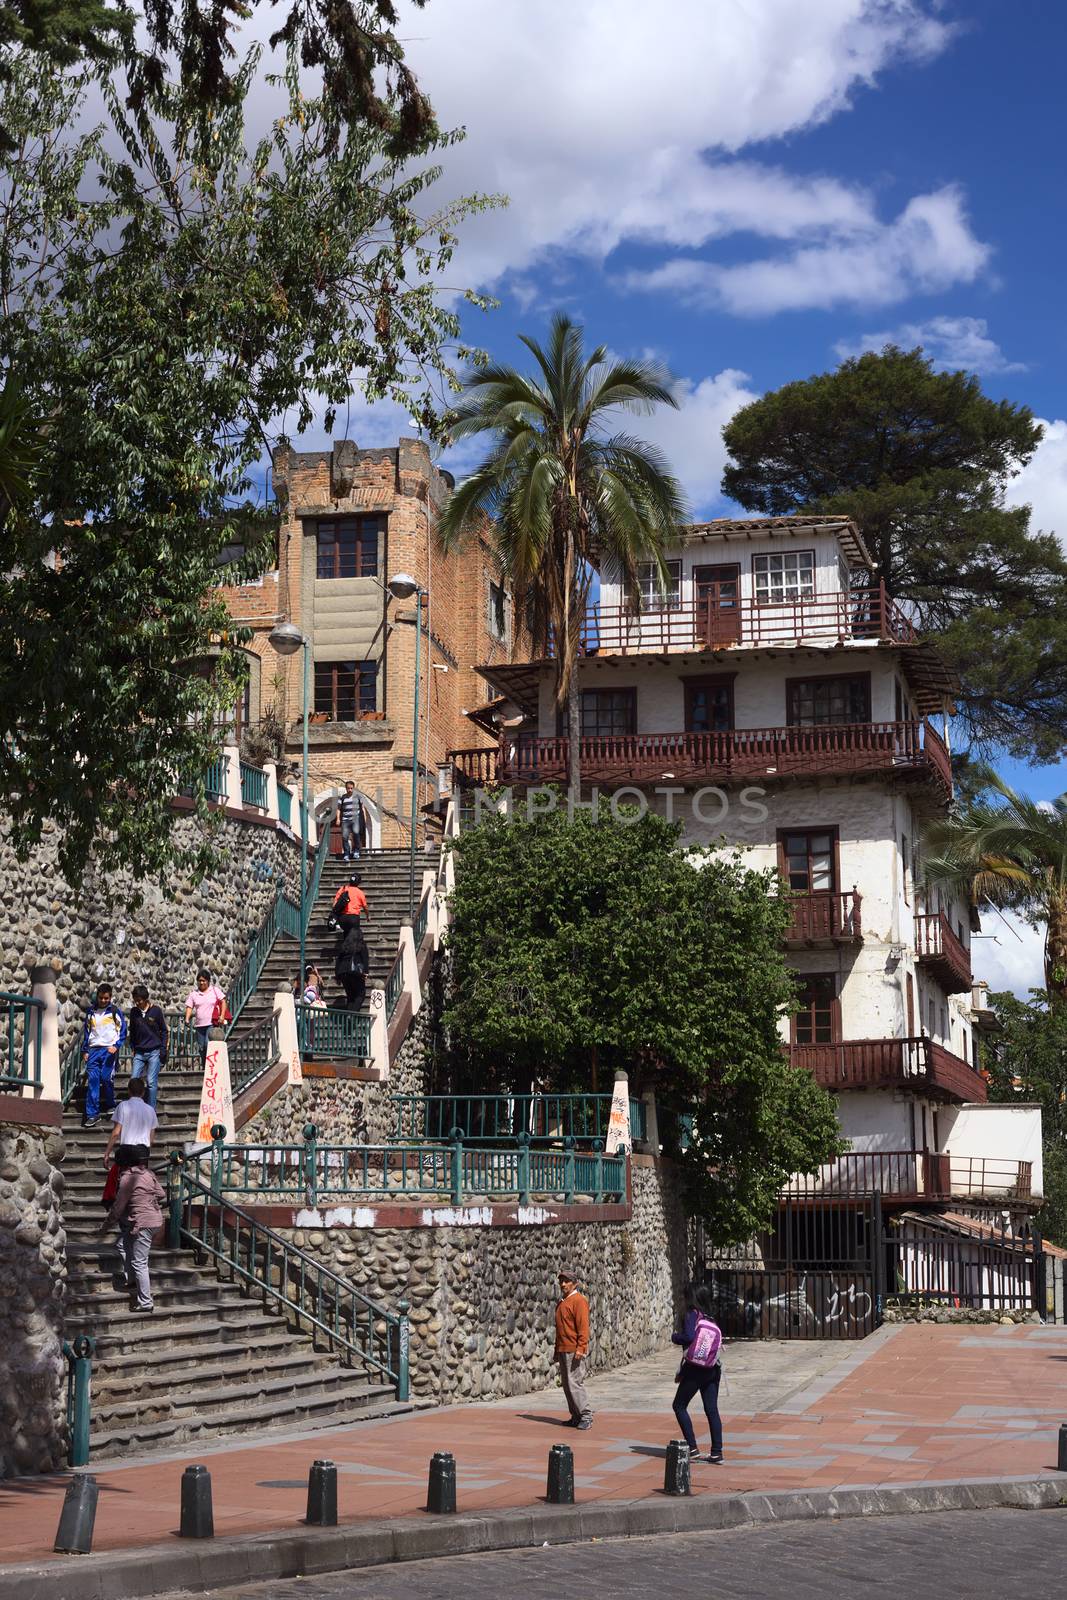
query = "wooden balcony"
(564, 584, 918, 657)
(915, 910, 972, 994)
(788, 1036, 988, 1104)
(783, 1151, 1031, 1203)
(449, 719, 952, 802)
(784, 890, 862, 946)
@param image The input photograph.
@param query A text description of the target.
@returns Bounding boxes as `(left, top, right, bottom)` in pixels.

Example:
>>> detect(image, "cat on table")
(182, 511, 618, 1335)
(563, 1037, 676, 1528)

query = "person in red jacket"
(554, 1269, 592, 1429)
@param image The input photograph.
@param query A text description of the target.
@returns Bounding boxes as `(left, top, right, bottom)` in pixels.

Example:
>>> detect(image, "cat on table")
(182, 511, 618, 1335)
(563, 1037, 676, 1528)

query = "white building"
(451, 514, 1042, 1235)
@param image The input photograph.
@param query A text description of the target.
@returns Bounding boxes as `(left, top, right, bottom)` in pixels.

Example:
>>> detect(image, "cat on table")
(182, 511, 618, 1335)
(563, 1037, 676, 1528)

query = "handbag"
(210, 992, 233, 1026)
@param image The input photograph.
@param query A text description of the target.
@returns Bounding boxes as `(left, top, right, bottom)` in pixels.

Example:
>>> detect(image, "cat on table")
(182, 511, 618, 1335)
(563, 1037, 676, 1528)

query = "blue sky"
(339, 2, 1067, 991)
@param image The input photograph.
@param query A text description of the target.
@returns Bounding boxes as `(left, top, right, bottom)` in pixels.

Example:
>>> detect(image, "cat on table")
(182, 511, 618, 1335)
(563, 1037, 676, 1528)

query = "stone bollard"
(546, 1444, 575, 1505)
(663, 1440, 691, 1497)
(1059, 1423, 1067, 1472)
(179, 1465, 214, 1538)
(306, 1459, 338, 1526)
(426, 1451, 457, 1514)
(54, 1473, 98, 1554)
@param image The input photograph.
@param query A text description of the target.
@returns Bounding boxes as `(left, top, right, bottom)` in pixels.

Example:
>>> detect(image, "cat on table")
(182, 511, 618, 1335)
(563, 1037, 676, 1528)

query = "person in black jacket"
(127, 985, 168, 1108)
(334, 925, 369, 1010)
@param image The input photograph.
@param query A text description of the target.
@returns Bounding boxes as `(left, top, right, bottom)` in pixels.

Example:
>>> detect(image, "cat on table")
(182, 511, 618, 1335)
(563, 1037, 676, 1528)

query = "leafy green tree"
(444, 804, 842, 1241)
(0, 50, 492, 884)
(982, 990, 1067, 1246)
(924, 767, 1067, 1008)
(0, 0, 436, 157)
(438, 314, 687, 793)
(721, 347, 1067, 761)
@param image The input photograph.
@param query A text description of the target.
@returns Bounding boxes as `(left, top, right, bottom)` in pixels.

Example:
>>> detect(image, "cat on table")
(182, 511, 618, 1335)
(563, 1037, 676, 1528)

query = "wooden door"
(694, 564, 741, 646)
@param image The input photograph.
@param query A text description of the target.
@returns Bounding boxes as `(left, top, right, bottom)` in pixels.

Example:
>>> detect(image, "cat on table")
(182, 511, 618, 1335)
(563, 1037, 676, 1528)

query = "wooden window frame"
(682, 673, 736, 733)
(636, 557, 683, 612)
(791, 972, 841, 1046)
(752, 548, 816, 607)
(313, 659, 379, 720)
(776, 826, 841, 895)
(785, 671, 872, 727)
(558, 686, 637, 739)
(314, 515, 382, 580)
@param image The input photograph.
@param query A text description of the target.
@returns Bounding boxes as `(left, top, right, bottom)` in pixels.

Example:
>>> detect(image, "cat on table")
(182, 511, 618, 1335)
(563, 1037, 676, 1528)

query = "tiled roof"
(679, 513, 874, 570)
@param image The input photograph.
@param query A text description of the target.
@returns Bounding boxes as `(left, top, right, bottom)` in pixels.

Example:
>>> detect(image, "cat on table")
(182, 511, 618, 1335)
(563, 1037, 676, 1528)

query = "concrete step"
(92, 1364, 387, 1427)
(86, 1376, 397, 1459)
(90, 1347, 328, 1404)
(72, 1300, 293, 1347)
(66, 1277, 261, 1313)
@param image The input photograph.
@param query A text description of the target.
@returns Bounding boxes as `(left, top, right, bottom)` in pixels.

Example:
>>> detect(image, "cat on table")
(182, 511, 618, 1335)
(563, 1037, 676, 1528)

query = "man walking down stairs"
(61, 1052, 395, 1460)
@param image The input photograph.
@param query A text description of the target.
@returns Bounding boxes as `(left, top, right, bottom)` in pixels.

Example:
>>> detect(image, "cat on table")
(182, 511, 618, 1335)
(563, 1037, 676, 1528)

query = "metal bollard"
(306, 1459, 338, 1526)
(426, 1451, 457, 1514)
(179, 1464, 215, 1538)
(54, 1473, 98, 1554)
(63, 1334, 95, 1469)
(1059, 1423, 1067, 1472)
(546, 1443, 575, 1505)
(663, 1439, 691, 1497)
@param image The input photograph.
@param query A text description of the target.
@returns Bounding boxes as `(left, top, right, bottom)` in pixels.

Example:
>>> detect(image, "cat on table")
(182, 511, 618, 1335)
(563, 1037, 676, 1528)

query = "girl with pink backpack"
(670, 1282, 724, 1464)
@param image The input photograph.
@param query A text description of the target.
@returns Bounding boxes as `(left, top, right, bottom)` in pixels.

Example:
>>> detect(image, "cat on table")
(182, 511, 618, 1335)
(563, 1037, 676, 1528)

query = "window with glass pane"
(782, 831, 834, 892)
(560, 689, 636, 738)
(637, 559, 682, 610)
(787, 674, 870, 726)
(753, 550, 815, 604)
(684, 678, 733, 733)
(315, 516, 382, 579)
(314, 661, 378, 719)
(487, 580, 506, 639)
(793, 974, 838, 1045)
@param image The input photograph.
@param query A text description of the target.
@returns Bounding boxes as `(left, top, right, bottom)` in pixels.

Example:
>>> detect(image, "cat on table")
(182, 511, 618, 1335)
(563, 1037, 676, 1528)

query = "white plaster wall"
(939, 1103, 1044, 1198)
(835, 1092, 915, 1151)
(599, 528, 851, 611)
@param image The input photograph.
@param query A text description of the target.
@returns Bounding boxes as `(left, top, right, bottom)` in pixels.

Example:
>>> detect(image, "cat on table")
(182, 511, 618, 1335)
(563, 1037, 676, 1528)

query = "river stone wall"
(282, 1157, 687, 1403)
(0, 1118, 67, 1476)
(0, 812, 303, 1054)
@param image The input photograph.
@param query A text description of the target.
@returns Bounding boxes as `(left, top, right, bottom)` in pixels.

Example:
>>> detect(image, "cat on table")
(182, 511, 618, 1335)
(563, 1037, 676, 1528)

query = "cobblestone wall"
(0, 1118, 67, 1476)
(0, 812, 302, 1053)
(284, 1158, 687, 1403)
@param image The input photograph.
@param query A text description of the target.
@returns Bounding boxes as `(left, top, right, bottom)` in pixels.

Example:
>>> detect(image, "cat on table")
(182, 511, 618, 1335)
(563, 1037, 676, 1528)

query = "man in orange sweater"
(554, 1270, 592, 1429)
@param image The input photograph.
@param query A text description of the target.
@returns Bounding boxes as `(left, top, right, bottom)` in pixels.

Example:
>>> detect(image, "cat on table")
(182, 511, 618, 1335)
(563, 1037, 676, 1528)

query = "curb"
(6, 1473, 1066, 1600)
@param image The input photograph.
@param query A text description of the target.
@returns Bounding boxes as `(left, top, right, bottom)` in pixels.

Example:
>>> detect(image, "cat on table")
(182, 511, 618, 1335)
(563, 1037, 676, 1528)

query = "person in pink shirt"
(184, 968, 226, 1064)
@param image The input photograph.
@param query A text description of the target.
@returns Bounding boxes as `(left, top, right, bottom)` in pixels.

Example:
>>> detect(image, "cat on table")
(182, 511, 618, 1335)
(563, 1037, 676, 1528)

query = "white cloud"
(621, 188, 989, 315)
(1004, 418, 1067, 547)
(634, 369, 759, 515)
(834, 316, 1025, 373)
(972, 913, 1045, 1001)
(395, 0, 967, 298)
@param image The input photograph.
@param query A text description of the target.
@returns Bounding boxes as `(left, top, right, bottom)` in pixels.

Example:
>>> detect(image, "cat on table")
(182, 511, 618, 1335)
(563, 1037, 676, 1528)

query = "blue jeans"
(341, 817, 362, 858)
(131, 1050, 162, 1107)
(195, 1025, 210, 1063)
(673, 1361, 723, 1455)
(84, 1046, 117, 1120)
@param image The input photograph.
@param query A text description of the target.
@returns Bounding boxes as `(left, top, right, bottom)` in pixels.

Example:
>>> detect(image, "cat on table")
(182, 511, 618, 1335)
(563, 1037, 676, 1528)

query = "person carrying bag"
(669, 1281, 724, 1465)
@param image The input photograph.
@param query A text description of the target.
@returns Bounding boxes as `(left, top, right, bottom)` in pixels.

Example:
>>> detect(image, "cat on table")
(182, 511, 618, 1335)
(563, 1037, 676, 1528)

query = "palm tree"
(924, 766, 1067, 1008)
(438, 314, 687, 794)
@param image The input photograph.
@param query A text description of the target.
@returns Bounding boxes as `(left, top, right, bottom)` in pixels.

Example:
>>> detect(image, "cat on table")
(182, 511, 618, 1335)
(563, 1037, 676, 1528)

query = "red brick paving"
(2, 1324, 1065, 1566)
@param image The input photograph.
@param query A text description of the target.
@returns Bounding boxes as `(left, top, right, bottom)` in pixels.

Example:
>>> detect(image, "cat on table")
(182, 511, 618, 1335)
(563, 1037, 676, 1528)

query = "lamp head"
(387, 572, 420, 601)
(268, 621, 306, 656)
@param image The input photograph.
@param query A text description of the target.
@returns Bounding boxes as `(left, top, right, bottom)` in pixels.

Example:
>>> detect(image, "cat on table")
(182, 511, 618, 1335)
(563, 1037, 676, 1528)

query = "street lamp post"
(387, 572, 424, 920)
(269, 621, 311, 990)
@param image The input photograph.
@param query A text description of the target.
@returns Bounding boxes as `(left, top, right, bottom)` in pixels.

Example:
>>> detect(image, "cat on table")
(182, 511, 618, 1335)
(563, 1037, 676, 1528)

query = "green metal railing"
(390, 1093, 648, 1145)
(413, 884, 431, 948)
(307, 809, 332, 915)
(296, 1004, 371, 1060)
(278, 786, 293, 827)
(229, 1011, 281, 1099)
(204, 756, 228, 801)
(200, 1125, 626, 1206)
(2, 991, 43, 1089)
(240, 760, 268, 810)
(60, 1010, 198, 1106)
(384, 952, 404, 1020)
(167, 1152, 408, 1399)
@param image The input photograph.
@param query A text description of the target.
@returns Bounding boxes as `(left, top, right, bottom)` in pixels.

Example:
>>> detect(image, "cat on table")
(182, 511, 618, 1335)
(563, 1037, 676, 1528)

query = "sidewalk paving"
(2, 1322, 1066, 1570)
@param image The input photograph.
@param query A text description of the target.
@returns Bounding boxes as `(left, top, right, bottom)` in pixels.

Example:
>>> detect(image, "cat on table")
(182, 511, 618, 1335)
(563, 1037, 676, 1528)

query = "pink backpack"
(684, 1314, 722, 1368)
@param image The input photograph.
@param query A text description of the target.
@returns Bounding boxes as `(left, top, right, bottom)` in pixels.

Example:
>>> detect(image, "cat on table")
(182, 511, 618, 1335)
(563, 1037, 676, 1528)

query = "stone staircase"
(232, 847, 423, 1040)
(61, 1067, 397, 1459)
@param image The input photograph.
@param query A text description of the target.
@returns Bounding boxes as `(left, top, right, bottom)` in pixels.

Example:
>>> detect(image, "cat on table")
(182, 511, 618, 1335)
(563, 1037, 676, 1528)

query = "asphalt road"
(188, 1507, 1067, 1600)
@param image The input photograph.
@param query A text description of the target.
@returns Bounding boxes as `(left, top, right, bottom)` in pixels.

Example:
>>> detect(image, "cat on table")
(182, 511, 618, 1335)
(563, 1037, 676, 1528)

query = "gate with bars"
(696, 1195, 884, 1341)
(884, 1215, 1043, 1313)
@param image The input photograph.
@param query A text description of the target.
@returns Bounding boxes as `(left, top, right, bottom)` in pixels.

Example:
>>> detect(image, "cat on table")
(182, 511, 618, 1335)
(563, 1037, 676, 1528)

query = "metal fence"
(1, 992, 43, 1089)
(296, 1004, 371, 1060)
(390, 1093, 648, 1145)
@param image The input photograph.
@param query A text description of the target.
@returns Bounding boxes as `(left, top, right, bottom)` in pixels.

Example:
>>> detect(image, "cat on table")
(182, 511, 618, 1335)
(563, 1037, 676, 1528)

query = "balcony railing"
(784, 890, 862, 944)
(450, 719, 952, 800)
(788, 1036, 987, 1103)
(551, 584, 918, 659)
(783, 1151, 1032, 1202)
(915, 910, 972, 994)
